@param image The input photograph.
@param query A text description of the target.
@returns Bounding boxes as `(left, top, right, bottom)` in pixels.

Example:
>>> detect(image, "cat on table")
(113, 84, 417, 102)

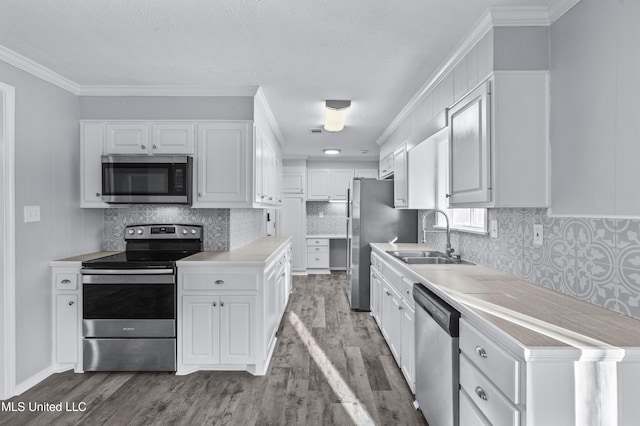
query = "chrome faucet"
(421, 209, 454, 257)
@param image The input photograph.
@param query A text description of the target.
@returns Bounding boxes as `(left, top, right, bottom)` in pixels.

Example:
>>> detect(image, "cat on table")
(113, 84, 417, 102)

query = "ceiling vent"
(310, 128, 323, 134)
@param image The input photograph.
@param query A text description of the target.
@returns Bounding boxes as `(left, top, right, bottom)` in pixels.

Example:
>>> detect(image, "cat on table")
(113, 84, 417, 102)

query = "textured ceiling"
(0, 0, 549, 160)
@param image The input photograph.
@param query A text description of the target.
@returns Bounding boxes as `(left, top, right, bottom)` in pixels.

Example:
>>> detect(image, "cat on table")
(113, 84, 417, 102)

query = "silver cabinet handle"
(212, 302, 217, 307)
(198, 193, 202, 197)
(96, 192, 101, 197)
(405, 289, 410, 295)
(61, 279, 71, 284)
(445, 194, 451, 198)
(475, 386, 488, 401)
(315, 257, 320, 261)
(385, 291, 391, 296)
(68, 300, 74, 306)
(141, 145, 146, 150)
(152, 144, 157, 149)
(281, 273, 286, 277)
(214, 280, 224, 285)
(398, 306, 403, 310)
(220, 301, 225, 307)
(475, 346, 487, 358)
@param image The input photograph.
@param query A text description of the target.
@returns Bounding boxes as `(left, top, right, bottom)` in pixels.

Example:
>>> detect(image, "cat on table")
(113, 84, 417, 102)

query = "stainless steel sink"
(386, 250, 474, 265)
(401, 257, 474, 265)
(387, 250, 447, 258)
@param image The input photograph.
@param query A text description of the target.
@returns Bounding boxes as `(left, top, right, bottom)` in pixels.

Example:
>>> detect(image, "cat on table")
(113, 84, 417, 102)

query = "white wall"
(0, 60, 103, 386)
(550, 0, 640, 217)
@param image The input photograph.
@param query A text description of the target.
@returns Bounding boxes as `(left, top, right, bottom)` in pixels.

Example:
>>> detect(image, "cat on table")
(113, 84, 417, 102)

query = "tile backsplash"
(420, 208, 640, 320)
(306, 201, 347, 235)
(104, 206, 235, 251)
(230, 208, 266, 250)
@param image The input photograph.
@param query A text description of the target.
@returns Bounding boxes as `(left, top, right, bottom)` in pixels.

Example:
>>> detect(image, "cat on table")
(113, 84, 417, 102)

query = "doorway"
(0, 81, 16, 400)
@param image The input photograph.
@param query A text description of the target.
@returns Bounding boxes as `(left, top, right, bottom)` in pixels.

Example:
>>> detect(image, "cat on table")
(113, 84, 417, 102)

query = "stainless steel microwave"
(101, 155, 192, 204)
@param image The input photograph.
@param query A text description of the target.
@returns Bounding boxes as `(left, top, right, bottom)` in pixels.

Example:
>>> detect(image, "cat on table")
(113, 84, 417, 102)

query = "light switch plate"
(490, 220, 498, 239)
(319, 211, 324, 218)
(24, 205, 41, 223)
(533, 224, 543, 246)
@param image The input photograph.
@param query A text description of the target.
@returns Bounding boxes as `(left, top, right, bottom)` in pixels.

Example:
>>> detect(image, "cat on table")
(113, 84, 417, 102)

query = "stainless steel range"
(80, 224, 203, 371)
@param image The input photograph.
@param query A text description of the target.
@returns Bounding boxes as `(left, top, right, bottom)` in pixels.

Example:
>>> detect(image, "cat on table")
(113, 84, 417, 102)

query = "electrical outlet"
(319, 211, 324, 218)
(490, 220, 498, 239)
(24, 205, 41, 223)
(533, 224, 543, 246)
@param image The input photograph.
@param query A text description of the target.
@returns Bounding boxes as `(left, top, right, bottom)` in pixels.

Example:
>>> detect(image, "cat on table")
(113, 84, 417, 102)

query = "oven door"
(82, 270, 176, 338)
(101, 155, 192, 204)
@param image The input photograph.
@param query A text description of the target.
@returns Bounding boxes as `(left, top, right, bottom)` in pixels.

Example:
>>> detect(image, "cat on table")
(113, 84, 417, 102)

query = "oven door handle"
(81, 269, 174, 275)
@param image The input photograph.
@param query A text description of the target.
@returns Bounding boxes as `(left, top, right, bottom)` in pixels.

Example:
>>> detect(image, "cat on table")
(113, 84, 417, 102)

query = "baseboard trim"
(14, 366, 54, 396)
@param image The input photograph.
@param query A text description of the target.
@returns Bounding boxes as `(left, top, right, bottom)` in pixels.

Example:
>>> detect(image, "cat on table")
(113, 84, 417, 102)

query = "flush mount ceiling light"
(324, 100, 351, 132)
(323, 148, 341, 155)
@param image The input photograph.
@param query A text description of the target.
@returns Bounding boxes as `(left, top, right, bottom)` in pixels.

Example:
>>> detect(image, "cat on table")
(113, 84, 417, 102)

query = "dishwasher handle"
(413, 283, 460, 337)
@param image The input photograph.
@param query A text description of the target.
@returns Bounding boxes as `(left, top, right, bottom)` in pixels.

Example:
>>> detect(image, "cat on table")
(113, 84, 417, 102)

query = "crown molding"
(77, 85, 258, 97)
(255, 87, 286, 146)
(548, 0, 583, 23)
(0, 45, 80, 95)
(376, 3, 566, 146)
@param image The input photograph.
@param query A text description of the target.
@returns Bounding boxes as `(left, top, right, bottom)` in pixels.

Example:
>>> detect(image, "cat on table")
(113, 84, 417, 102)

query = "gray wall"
(79, 96, 255, 120)
(0, 61, 103, 385)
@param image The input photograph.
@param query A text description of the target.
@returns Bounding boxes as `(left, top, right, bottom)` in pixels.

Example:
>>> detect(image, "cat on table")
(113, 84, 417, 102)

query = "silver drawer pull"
(475, 386, 488, 401)
(152, 144, 157, 149)
(475, 346, 488, 358)
(398, 306, 403, 310)
(220, 302, 225, 307)
(315, 257, 320, 261)
(214, 280, 224, 285)
(212, 302, 217, 307)
(405, 289, 410, 295)
(95, 192, 101, 197)
(141, 145, 146, 150)
(60, 279, 71, 284)
(68, 301, 74, 306)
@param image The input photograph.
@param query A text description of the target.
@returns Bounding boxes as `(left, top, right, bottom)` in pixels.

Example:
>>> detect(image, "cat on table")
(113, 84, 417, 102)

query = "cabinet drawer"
(460, 387, 491, 426)
(307, 252, 329, 268)
(460, 319, 521, 403)
(307, 245, 329, 254)
(182, 272, 258, 291)
(460, 354, 520, 426)
(55, 272, 78, 290)
(307, 238, 329, 247)
(383, 264, 404, 292)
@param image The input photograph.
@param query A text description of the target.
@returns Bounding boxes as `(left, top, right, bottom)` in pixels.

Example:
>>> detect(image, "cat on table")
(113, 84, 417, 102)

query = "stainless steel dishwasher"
(414, 283, 460, 426)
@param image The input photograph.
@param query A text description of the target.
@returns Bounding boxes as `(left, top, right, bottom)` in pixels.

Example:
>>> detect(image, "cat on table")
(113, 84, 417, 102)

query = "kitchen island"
(371, 242, 640, 426)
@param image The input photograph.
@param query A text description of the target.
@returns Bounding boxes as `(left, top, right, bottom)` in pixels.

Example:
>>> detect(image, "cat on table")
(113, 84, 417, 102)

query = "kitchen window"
(434, 135, 487, 234)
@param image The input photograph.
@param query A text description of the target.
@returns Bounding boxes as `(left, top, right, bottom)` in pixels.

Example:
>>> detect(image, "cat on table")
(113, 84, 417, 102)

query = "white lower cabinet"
(182, 295, 255, 365)
(55, 294, 78, 364)
(371, 253, 415, 392)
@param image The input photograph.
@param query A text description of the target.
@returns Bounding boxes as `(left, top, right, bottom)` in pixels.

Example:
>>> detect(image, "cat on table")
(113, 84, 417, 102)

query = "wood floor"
(2, 272, 427, 425)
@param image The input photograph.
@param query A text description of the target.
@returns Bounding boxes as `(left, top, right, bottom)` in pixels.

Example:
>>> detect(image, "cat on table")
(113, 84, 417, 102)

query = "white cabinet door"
(307, 169, 331, 200)
(194, 122, 252, 206)
(282, 172, 305, 194)
(265, 266, 279, 346)
(80, 122, 109, 208)
(354, 169, 378, 179)
(407, 136, 438, 210)
(105, 122, 149, 154)
(393, 144, 408, 207)
(330, 169, 353, 201)
(151, 123, 194, 154)
(55, 294, 78, 364)
(379, 153, 394, 178)
(448, 81, 491, 205)
(219, 295, 255, 364)
(279, 196, 306, 272)
(370, 270, 380, 323)
(254, 127, 264, 203)
(400, 301, 415, 392)
(381, 281, 402, 363)
(182, 295, 220, 365)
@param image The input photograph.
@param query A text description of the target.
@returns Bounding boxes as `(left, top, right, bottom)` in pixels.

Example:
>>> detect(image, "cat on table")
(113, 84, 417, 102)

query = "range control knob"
(136, 229, 143, 235)
(127, 229, 135, 235)
(191, 229, 197, 235)
(182, 229, 188, 235)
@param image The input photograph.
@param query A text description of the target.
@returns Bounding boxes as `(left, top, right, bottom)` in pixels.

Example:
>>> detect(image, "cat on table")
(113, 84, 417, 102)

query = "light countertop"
(371, 242, 640, 355)
(178, 236, 291, 265)
(50, 251, 121, 265)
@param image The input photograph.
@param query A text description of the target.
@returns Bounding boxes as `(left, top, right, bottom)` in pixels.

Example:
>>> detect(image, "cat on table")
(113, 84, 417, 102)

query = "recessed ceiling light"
(323, 149, 341, 155)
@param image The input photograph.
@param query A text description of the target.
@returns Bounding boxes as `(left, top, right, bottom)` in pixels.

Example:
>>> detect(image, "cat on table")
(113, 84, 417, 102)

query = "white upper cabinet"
(282, 171, 305, 194)
(393, 144, 408, 208)
(354, 169, 378, 179)
(151, 123, 195, 154)
(447, 72, 549, 208)
(105, 122, 194, 155)
(80, 122, 109, 208)
(379, 153, 394, 179)
(194, 121, 252, 207)
(307, 169, 356, 201)
(307, 169, 331, 200)
(405, 133, 439, 210)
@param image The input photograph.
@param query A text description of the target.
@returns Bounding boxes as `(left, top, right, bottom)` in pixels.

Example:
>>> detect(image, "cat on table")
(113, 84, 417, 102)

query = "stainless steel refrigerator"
(346, 178, 417, 311)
